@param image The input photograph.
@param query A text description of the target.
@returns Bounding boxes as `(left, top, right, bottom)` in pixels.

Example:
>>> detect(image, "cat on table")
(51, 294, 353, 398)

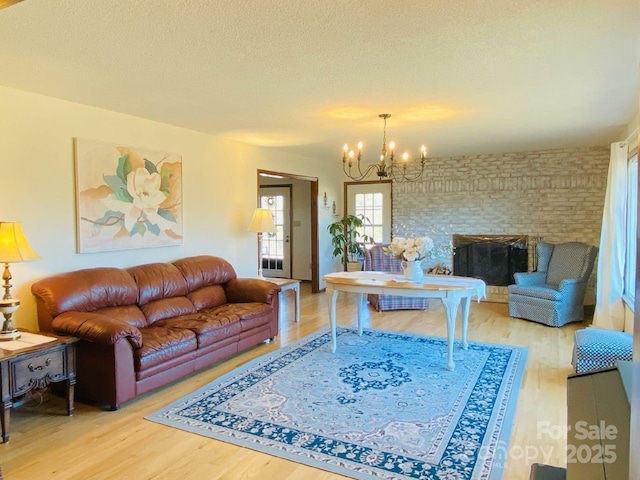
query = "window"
(354, 192, 384, 243)
(624, 154, 638, 306)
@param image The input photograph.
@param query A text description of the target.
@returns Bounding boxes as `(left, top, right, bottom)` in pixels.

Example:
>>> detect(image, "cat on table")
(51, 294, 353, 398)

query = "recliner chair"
(508, 241, 598, 327)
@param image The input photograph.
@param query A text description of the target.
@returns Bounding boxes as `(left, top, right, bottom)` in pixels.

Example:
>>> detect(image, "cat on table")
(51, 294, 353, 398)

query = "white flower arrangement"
(383, 236, 435, 262)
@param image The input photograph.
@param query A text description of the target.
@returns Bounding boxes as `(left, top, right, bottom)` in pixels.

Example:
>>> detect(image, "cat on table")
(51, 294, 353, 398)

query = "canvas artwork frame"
(74, 138, 183, 253)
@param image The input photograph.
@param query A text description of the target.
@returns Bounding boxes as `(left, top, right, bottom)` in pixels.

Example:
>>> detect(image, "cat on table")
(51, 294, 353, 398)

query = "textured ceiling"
(0, 0, 638, 161)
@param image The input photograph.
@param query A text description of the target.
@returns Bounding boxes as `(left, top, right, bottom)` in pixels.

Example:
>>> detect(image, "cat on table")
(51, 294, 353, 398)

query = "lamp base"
(0, 329, 20, 341)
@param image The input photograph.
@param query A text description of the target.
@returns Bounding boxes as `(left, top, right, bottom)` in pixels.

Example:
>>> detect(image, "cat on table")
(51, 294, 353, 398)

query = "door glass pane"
(260, 195, 284, 270)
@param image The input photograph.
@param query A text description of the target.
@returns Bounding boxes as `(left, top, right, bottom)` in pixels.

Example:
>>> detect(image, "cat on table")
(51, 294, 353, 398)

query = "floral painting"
(74, 138, 182, 253)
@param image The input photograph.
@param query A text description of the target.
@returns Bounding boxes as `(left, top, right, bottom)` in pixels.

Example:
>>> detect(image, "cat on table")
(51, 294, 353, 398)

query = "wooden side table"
(0, 332, 78, 443)
(264, 278, 301, 323)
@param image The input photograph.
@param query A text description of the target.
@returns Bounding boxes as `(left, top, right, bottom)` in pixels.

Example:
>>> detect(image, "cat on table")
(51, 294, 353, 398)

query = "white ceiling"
(1, 0, 638, 161)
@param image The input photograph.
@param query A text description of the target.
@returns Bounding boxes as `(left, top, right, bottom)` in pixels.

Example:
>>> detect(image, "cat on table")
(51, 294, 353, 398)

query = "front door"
(260, 186, 292, 278)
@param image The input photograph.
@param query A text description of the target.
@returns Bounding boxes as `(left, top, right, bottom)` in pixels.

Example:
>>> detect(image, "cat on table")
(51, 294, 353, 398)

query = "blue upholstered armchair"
(363, 245, 430, 311)
(507, 242, 598, 327)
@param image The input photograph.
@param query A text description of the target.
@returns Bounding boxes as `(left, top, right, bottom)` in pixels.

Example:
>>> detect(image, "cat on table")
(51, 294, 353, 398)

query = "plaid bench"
(572, 328, 633, 374)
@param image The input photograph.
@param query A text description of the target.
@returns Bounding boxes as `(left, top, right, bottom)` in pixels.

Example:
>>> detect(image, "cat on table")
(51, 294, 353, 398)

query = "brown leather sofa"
(31, 255, 280, 410)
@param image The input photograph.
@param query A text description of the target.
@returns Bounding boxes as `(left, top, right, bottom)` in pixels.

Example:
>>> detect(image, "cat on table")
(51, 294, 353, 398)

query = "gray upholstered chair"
(507, 242, 598, 327)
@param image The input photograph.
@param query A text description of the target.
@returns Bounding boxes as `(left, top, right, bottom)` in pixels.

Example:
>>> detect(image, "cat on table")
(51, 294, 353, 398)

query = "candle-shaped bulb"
(380, 154, 384, 162)
(402, 152, 409, 162)
(349, 150, 355, 159)
(389, 141, 395, 151)
(343, 144, 349, 152)
(357, 141, 363, 151)
(421, 145, 427, 159)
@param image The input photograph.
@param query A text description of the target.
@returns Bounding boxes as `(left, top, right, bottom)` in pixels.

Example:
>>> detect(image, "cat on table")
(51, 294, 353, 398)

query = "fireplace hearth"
(453, 234, 528, 286)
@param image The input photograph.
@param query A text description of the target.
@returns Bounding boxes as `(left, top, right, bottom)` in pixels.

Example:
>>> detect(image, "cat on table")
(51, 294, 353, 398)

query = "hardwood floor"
(1, 283, 587, 479)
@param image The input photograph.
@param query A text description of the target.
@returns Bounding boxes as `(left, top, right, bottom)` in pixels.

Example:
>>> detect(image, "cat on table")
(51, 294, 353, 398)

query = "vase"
(401, 260, 423, 281)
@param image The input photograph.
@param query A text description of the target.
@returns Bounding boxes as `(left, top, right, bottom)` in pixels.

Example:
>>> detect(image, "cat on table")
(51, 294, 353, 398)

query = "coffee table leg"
(356, 292, 365, 336)
(294, 284, 300, 322)
(461, 296, 471, 350)
(440, 296, 461, 371)
(328, 288, 338, 352)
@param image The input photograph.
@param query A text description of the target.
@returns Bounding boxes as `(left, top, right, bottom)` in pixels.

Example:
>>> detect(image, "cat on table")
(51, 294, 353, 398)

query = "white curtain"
(593, 142, 629, 330)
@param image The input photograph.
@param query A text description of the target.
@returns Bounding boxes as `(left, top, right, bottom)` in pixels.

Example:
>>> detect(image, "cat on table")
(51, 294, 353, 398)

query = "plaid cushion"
(364, 245, 429, 312)
(572, 328, 633, 374)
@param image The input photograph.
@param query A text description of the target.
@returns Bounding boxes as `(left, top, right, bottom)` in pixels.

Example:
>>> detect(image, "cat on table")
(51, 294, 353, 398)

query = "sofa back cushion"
(128, 262, 196, 324)
(173, 256, 236, 289)
(188, 285, 228, 310)
(128, 262, 189, 304)
(173, 256, 236, 310)
(31, 267, 139, 318)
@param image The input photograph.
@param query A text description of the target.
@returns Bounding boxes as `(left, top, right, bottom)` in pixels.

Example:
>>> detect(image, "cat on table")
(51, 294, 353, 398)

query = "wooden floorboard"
(1, 283, 587, 479)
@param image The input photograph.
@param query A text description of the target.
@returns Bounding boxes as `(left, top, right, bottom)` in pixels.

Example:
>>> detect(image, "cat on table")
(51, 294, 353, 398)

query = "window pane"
(354, 192, 384, 243)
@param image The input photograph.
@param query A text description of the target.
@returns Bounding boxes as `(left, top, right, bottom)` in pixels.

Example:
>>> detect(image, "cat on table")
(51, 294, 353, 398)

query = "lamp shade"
(0, 222, 40, 263)
(247, 208, 277, 233)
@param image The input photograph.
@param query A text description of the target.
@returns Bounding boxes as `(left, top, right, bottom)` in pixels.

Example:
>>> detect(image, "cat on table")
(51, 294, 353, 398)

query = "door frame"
(257, 169, 320, 293)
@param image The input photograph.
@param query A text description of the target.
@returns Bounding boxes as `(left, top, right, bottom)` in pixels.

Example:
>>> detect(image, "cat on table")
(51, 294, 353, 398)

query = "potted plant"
(327, 214, 374, 271)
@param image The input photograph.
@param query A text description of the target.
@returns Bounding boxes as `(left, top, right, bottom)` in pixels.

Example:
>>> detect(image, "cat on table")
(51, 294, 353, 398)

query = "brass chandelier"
(342, 114, 427, 182)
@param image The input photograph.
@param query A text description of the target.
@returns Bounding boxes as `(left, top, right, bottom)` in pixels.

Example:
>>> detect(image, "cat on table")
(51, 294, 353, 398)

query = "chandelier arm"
(388, 160, 425, 183)
(343, 162, 382, 182)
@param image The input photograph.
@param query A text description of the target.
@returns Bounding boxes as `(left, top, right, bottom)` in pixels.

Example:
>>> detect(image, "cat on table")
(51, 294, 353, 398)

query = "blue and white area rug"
(147, 328, 527, 480)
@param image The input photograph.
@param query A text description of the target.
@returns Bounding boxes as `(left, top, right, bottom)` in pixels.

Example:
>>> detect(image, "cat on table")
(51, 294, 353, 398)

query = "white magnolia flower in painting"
(102, 167, 173, 234)
(128, 167, 166, 212)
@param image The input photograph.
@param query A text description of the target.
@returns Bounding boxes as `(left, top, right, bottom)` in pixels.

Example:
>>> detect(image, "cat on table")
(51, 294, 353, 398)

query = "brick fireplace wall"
(392, 146, 610, 303)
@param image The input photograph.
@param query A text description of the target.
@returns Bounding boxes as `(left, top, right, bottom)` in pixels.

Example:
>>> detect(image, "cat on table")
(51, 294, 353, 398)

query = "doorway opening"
(257, 170, 320, 293)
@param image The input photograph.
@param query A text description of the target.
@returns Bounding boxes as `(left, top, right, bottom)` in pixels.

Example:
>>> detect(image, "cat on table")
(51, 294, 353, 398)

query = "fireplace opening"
(453, 235, 528, 286)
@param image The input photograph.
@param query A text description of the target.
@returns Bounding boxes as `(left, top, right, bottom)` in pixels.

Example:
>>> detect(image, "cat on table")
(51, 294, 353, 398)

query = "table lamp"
(0, 222, 40, 341)
(247, 208, 277, 278)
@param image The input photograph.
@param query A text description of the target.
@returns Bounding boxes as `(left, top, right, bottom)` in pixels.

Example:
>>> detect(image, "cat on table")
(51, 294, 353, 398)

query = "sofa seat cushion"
(135, 326, 197, 372)
(155, 312, 242, 348)
(209, 303, 274, 331)
(508, 284, 561, 301)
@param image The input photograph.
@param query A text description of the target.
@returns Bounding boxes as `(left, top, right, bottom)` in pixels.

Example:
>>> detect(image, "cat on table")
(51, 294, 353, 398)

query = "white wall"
(0, 86, 341, 331)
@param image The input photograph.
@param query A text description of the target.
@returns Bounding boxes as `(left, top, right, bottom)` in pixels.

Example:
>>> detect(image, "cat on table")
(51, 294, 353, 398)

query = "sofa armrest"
(224, 278, 280, 305)
(513, 271, 546, 286)
(52, 311, 143, 349)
